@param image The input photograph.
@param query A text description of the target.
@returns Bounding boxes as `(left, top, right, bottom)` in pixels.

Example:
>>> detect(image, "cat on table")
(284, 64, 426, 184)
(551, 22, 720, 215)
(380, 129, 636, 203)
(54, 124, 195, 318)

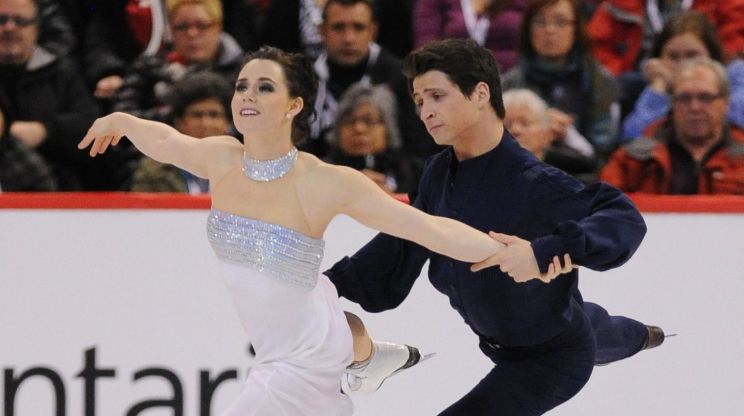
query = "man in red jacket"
(601, 57, 744, 194)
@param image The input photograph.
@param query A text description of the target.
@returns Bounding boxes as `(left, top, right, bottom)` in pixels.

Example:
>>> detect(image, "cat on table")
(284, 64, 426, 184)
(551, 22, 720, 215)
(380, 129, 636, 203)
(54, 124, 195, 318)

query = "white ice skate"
(341, 341, 435, 395)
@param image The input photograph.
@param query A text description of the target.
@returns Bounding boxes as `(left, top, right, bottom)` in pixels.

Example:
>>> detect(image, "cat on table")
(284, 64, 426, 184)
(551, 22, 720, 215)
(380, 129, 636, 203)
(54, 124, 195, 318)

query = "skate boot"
(341, 341, 434, 395)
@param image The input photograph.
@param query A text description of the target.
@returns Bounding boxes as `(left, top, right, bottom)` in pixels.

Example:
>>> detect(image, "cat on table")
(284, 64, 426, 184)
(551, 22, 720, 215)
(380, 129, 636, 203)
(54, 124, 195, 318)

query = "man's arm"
(324, 191, 431, 313)
(530, 180, 647, 273)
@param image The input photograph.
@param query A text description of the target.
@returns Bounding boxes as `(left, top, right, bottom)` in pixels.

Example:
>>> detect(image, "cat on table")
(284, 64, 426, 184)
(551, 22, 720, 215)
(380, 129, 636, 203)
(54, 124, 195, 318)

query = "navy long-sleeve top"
(326, 131, 647, 347)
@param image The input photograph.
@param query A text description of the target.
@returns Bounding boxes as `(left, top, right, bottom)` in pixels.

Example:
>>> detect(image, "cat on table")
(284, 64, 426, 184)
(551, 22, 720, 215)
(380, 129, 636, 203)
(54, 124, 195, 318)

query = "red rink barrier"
(1, 192, 744, 213)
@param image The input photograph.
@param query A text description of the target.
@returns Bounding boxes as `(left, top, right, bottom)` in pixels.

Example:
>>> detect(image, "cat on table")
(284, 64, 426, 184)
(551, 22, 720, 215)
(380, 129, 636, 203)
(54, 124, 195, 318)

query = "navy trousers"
(437, 301, 647, 415)
(438, 301, 596, 415)
(584, 302, 648, 365)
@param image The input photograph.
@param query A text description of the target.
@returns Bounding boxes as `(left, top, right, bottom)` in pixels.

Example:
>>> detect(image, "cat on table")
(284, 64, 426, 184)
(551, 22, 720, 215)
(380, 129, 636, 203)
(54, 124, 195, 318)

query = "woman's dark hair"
(402, 38, 505, 118)
(517, 0, 590, 57)
(243, 46, 318, 145)
(651, 11, 724, 62)
(168, 71, 232, 121)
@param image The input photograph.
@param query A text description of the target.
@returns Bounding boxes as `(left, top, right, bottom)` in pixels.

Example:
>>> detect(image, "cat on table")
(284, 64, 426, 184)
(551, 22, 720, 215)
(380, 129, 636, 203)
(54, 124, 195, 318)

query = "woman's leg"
(345, 311, 373, 362)
(342, 311, 429, 394)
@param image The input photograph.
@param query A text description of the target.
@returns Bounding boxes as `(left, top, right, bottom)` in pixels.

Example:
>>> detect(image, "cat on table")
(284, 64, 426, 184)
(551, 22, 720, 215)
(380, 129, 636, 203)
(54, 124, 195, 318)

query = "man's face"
(0, 0, 38, 65)
(175, 98, 229, 139)
(321, 2, 377, 66)
(412, 70, 482, 149)
(671, 66, 729, 147)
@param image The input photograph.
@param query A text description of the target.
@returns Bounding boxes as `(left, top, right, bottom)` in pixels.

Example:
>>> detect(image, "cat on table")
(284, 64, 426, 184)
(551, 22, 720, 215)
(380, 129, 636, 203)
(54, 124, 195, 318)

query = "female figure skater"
(79, 46, 566, 415)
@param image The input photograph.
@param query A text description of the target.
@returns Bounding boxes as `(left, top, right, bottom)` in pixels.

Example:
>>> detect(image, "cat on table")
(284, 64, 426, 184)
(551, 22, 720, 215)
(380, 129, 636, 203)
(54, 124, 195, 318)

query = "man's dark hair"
(168, 71, 232, 121)
(322, 0, 377, 22)
(402, 38, 505, 118)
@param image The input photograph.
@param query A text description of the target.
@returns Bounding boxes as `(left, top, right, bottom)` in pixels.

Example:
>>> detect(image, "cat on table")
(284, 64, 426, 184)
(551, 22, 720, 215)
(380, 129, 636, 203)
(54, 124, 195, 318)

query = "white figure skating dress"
(207, 207, 354, 416)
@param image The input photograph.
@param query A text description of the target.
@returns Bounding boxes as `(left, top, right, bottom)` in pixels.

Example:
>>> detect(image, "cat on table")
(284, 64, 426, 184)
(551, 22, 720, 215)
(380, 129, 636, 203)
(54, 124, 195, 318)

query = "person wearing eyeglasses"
(0, 0, 139, 190)
(601, 57, 744, 194)
(130, 71, 233, 193)
(324, 83, 417, 194)
(501, 0, 619, 164)
(587, 0, 744, 77)
(112, 0, 244, 123)
(621, 11, 744, 142)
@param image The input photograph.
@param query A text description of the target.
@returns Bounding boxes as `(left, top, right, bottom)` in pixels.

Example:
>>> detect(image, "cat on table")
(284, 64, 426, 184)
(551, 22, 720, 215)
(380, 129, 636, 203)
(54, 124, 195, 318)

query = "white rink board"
(1, 209, 743, 415)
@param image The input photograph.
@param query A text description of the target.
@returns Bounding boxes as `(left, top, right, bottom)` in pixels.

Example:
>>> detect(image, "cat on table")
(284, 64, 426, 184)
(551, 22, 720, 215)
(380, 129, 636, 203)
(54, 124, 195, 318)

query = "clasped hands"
(471, 232, 574, 284)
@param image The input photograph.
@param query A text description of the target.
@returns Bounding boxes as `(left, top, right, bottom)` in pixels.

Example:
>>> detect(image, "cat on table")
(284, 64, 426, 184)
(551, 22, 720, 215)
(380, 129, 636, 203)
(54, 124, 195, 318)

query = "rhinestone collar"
(242, 146, 298, 181)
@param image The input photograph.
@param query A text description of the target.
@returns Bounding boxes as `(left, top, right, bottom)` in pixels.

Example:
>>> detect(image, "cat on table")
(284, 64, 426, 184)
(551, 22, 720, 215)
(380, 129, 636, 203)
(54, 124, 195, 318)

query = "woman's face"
(529, 0, 576, 61)
(231, 59, 297, 136)
(170, 4, 221, 63)
(337, 101, 388, 155)
(660, 32, 711, 71)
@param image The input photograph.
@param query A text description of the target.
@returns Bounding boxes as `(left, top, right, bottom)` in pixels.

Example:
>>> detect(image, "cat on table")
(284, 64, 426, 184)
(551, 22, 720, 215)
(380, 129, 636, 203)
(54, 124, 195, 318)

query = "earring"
(286, 113, 292, 119)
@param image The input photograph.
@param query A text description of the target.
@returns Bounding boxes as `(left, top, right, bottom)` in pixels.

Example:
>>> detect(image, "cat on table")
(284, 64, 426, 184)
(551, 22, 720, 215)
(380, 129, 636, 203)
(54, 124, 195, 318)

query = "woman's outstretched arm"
(319, 164, 504, 263)
(78, 112, 236, 178)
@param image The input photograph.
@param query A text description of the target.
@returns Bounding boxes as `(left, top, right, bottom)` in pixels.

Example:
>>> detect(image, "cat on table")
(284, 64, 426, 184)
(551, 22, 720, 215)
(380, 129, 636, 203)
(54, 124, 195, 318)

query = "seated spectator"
(622, 11, 744, 141)
(0, 98, 56, 192)
(77, 0, 168, 106)
(0, 0, 137, 190)
(308, 0, 434, 165)
(130, 72, 232, 193)
(502, 0, 619, 161)
(324, 83, 417, 194)
(588, 0, 744, 76)
(113, 0, 244, 122)
(503, 88, 597, 182)
(261, 0, 415, 60)
(413, 0, 525, 71)
(601, 57, 744, 194)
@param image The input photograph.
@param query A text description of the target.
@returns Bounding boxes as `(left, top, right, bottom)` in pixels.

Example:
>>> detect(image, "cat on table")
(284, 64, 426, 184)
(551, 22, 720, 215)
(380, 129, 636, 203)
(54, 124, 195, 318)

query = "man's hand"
(94, 75, 124, 99)
(10, 121, 48, 148)
(470, 232, 574, 283)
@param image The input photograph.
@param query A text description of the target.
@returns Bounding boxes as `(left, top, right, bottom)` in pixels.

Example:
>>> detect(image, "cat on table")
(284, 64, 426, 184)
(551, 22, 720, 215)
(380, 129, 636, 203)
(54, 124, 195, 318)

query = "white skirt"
(219, 262, 354, 416)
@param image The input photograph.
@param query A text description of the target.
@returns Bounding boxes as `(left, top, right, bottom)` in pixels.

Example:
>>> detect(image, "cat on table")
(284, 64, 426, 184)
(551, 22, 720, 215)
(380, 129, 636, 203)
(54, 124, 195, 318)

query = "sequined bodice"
(207, 207, 325, 288)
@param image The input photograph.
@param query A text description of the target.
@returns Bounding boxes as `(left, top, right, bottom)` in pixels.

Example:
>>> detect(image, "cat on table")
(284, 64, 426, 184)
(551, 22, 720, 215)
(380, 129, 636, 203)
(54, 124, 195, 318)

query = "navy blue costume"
(326, 131, 649, 415)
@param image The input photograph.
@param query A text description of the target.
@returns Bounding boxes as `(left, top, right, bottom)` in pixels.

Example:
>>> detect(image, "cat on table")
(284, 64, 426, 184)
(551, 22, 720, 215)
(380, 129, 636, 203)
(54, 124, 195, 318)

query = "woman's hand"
(78, 113, 126, 157)
(470, 232, 575, 283)
(546, 108, 573, 142)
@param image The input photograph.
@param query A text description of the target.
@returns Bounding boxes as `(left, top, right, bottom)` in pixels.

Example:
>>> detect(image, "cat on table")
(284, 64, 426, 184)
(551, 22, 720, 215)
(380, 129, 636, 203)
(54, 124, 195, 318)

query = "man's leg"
(440, 308, 595, 415)
(584, 302, 662, 365)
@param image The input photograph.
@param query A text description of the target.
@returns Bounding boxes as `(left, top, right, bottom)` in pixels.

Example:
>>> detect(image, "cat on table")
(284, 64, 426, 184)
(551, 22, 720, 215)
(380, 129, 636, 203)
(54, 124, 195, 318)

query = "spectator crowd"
(1, 0, 743, 195)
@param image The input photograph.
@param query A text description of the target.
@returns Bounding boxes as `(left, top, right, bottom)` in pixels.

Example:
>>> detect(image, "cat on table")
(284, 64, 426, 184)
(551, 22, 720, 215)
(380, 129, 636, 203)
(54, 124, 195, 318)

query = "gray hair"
(502, 88, 550, 126)
(670, 57, 731, 97)
(328, 82, 402, 150)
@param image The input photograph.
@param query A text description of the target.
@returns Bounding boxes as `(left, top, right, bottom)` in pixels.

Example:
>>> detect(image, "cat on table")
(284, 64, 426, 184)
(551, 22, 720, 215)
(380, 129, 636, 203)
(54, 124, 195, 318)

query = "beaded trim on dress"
(207, 207, 324, 288)
(242, 146, 298, 181)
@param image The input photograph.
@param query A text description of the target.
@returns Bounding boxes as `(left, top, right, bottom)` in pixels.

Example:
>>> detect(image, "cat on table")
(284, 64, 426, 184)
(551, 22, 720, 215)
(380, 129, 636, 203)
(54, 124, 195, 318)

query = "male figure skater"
(326, 39, 664, 415)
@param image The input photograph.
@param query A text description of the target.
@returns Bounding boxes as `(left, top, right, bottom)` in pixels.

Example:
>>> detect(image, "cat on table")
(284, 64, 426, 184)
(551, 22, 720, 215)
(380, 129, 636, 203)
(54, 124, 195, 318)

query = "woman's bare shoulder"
(298, 152, 358, 184)
(204, 135, 242, 160)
